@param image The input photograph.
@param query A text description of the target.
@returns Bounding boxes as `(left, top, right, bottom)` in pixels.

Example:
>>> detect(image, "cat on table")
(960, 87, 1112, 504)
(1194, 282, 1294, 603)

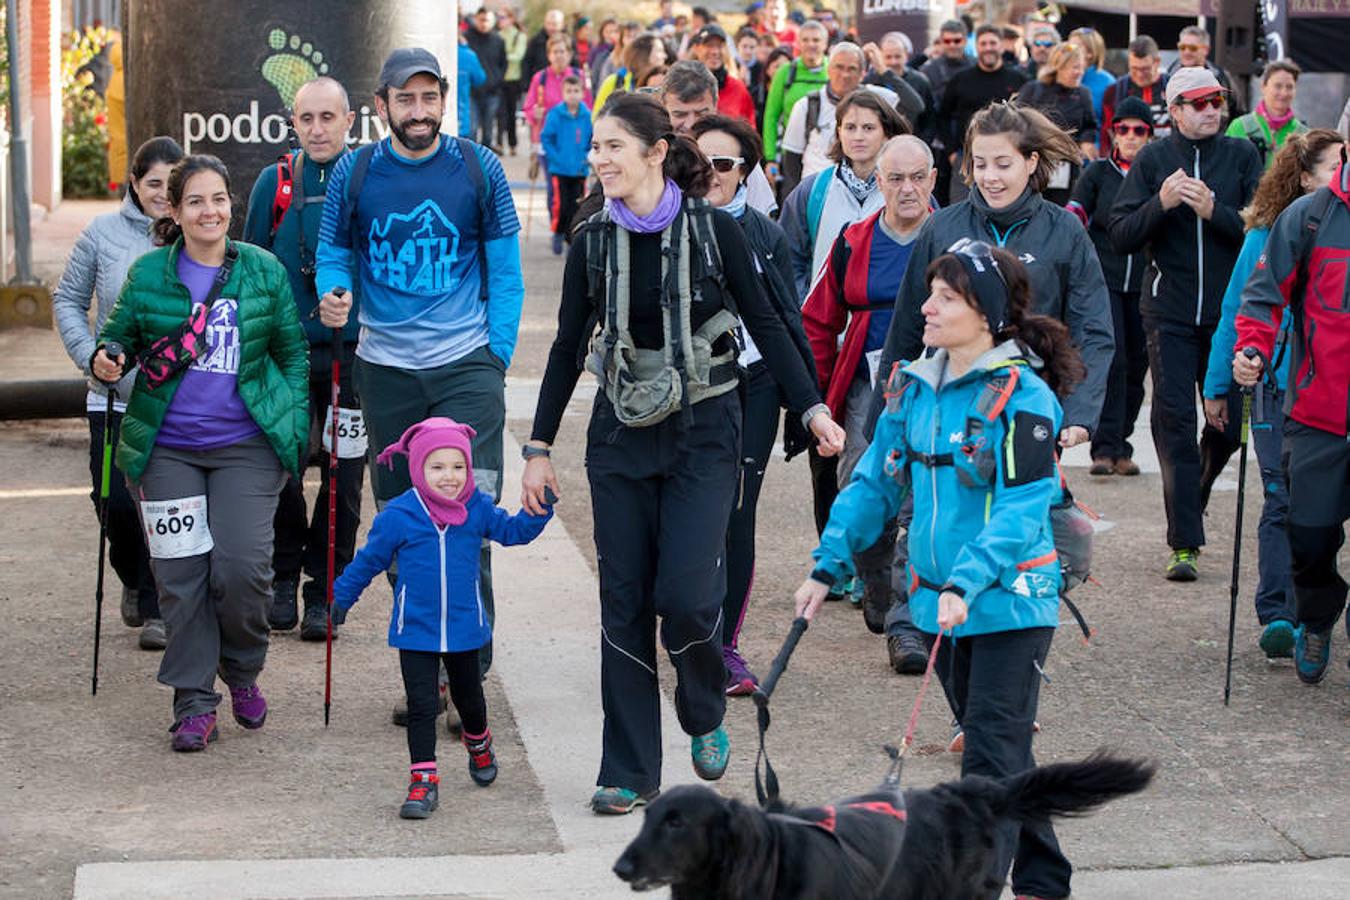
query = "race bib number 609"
(140, 495, 213, 559)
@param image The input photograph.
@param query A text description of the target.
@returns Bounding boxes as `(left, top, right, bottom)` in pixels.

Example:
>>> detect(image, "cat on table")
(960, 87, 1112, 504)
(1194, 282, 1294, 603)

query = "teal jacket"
(98, 239, 309, 482)
(813, 341, 1063, 637)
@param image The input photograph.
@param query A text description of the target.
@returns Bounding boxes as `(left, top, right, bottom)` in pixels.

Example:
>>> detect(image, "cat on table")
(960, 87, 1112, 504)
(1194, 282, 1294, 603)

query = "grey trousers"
(132, 436, 286, 720)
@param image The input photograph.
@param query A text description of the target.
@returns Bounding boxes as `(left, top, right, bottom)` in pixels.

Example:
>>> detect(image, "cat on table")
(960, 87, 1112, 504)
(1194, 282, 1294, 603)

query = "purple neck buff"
(606, 178, 683, 233)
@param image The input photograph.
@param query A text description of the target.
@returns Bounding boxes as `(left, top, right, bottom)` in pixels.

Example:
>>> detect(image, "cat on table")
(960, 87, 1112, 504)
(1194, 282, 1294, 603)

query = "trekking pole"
(91, 341, 123, 696)
(324, 290, 346, 727)
(1224, 348, 1259, 706)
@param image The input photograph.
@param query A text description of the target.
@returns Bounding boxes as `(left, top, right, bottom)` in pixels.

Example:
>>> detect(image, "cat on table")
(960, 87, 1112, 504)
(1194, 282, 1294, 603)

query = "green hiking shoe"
(591, 786, 657, 815)
(691, 725, 730, 781)
(1165, 548, 1199, 582)
(1259, 620, 1297, 659)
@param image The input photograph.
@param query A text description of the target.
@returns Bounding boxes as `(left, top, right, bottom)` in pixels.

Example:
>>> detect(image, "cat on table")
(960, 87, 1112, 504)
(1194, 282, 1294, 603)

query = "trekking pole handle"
(753, 616, 809, 707)
(97, 342, 124, 385)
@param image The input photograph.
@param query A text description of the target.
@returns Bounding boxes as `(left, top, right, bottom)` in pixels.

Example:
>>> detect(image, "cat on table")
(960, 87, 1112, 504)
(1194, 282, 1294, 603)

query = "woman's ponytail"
(662, 132, 712, 198)
(989, 247, 1085, 397)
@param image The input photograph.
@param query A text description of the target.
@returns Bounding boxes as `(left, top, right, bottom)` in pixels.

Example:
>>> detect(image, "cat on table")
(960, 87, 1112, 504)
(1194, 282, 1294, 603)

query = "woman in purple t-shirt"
(94, 156, 308, 752)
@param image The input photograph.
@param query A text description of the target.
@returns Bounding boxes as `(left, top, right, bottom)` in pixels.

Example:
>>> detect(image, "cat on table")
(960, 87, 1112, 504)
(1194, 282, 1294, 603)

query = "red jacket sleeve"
(801, 233, 850, 393)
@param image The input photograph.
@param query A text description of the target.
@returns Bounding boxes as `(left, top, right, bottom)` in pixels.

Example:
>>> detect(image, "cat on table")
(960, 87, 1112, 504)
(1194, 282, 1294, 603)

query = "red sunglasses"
(1181, 94, 1225, 111)
(1113, 123, 1151, 137)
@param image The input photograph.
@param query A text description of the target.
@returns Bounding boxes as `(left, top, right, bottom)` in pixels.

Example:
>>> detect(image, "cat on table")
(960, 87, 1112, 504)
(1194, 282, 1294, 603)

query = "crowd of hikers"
(51, 5, 1350, 897)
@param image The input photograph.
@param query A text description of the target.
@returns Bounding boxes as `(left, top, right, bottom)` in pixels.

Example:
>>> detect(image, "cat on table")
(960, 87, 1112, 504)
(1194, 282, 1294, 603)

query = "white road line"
(0, 486, 89, 499)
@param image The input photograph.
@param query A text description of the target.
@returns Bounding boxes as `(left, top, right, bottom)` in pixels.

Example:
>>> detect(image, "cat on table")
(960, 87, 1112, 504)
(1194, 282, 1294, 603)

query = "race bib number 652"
(140, 495, 213, 559)
(322, 406, 368, 459)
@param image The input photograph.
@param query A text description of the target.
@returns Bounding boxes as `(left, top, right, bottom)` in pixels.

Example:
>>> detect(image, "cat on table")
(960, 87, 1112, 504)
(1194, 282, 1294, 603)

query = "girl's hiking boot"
(229, 683, 268, 729)
(591, 786, 658, 815)
(464, 731, 498, 786)
(723, 646, 758, 696)
(1259, 620, 1297, 659)
(1295, 626, 1332, 684)
(691, 726, 730, 780)
(170, 712, 218, 752)
(399, 770, 439, 819)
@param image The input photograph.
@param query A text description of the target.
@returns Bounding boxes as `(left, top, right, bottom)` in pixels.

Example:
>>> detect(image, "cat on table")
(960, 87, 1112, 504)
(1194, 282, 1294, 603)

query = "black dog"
(612, 753, 1155, 899)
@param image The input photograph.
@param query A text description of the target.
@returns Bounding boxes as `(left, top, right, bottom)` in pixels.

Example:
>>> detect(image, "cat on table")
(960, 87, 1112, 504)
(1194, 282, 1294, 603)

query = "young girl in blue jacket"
(334, 418, 552, 819)
(795, 241, 1086, 900)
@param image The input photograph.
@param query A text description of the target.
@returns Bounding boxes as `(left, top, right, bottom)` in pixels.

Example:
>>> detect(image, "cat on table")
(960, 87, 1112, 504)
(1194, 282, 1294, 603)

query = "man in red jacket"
(1234, 154, 1350, 685)
(689, 23, 757, 127)
(801, 134, 935, 670)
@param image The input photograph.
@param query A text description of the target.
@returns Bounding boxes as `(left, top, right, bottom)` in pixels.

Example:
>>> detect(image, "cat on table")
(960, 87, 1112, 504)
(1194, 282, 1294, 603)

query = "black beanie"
(1114, 96, 1154, 128)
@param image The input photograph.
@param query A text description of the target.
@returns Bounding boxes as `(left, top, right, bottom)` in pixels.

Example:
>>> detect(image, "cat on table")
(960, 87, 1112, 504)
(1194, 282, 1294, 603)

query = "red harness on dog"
(811, 800, 908, 834)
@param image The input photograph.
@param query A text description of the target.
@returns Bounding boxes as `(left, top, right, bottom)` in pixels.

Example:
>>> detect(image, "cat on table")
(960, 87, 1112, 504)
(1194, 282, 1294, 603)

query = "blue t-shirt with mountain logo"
(315, 136, 521, 369)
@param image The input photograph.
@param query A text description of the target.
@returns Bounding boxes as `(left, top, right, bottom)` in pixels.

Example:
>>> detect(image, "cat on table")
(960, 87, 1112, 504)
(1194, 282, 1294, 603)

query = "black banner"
(854, 0, 953, 54)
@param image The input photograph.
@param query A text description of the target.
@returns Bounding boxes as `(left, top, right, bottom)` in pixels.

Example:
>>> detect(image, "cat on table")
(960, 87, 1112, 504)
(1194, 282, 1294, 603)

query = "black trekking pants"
(931, 626, 1070, 899)
(1282, 419, 1350, 633)
(1144, 317, 1241, 549)
(272, 359, 365, 606)
(587, 391, 740, 795)
(1091, 289, 1148, 461)
(400, 648, 488, 765)
(723, 365, 780, 656)
(88, 409, 160, 619)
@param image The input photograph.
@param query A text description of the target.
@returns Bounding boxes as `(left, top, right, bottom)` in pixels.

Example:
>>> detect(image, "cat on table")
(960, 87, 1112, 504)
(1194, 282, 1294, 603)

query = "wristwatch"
(521, 444, 551, 460)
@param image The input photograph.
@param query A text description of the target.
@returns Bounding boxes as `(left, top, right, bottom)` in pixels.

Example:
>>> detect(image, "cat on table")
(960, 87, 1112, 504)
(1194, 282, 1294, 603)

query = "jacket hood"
(904, 339, 1034, 391)
(119, 192, 154, 230)
(968, 185, 1041, 230)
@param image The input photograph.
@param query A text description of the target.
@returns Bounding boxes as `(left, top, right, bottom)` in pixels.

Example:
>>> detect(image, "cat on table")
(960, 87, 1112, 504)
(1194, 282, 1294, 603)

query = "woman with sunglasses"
(1201, 129, 1346, 659)
(90, 155, 308, 752)
(692, 114, 814, 695)
(521, 95, 843, 814)
(1067, 97, 1155, 478)
(796, 243, 1086, 900)
(869, 101, 1113, 461)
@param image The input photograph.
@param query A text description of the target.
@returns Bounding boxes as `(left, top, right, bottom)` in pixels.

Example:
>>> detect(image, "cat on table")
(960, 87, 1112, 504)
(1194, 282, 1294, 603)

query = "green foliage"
(61, 26, 111, 198)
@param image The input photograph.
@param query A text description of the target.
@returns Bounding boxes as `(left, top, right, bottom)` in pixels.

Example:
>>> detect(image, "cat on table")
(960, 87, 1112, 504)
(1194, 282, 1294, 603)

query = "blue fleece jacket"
(813, 341, 1064, 638)
(1204, 227, 1292, 397)
(314, 136, 524, 368)
(458, 46, 487, 137)
(540, 103, 592, 178)
(333, 488, 551, 653)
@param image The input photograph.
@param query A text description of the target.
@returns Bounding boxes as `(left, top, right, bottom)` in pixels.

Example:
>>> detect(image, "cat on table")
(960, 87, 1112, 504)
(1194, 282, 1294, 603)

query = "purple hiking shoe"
(723, 645, 758, 696)
(229, 683, 268, 730)
(170, 712, 218, 752)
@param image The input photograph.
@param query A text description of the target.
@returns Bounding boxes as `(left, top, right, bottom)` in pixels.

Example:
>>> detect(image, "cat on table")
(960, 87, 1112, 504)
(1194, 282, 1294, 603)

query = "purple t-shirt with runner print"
(156, 251, 263, 450)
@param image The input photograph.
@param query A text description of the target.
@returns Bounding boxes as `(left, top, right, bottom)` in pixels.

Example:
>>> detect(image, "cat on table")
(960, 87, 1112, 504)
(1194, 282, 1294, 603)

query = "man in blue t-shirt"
(800, 135, 935, 673)
(315, 47, 524, 682)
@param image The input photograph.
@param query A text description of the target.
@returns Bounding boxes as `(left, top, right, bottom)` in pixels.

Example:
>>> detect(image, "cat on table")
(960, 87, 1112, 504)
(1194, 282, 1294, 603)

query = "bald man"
(243, 76, 364, 640)
(800, 135, 935, 671)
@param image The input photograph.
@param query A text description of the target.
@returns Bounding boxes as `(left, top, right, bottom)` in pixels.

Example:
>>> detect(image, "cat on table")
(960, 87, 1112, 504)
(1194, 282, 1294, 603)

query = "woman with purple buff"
(92, 155, 308, 752)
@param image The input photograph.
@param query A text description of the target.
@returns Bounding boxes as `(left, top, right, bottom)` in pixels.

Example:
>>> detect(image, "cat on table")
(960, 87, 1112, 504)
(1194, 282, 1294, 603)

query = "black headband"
(947, 238, 1009, 335)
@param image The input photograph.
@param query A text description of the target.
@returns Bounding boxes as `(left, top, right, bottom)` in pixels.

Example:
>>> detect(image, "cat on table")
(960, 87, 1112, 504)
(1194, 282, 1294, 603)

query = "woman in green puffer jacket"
(92, 155, 308, 752)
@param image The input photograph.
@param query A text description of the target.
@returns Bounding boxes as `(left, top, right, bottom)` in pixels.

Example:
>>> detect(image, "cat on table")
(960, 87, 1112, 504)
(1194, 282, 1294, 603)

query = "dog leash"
(882, 629, 945, 788)
(753, 616, 809, 807)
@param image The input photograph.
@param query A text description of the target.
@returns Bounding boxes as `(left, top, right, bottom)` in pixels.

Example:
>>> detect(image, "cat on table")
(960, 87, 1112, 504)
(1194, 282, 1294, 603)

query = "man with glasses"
(1023, 21, 1060, 80)
(1100, 35, 1171, 154)
(800, 135, 937, 672)
(919, 18, 970, 106)
(1167, 25, 1242, 116)
(938, 23, 1028, 203)
(1109, 67, 1261, 582)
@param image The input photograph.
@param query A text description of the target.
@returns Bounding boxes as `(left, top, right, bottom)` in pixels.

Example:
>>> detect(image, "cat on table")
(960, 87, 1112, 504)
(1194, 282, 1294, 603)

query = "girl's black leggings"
(399, 648, 488, 764)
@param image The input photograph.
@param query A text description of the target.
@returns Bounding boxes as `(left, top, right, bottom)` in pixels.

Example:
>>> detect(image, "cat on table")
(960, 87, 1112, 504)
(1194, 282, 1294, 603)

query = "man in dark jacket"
(938, 24, 1027, 202)
(242, 76, 362, 640)
(522, 8, 568, 87)
(1109, 67, 1261, 582)
(1099, 35, 1170, 154)
(864, 32, 934, 144)
(465, 8, 508, 152)
(1234, 156, 1350, 684)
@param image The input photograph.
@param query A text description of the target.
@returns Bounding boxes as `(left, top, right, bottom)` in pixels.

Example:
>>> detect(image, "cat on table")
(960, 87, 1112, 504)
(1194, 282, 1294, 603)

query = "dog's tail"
(995, 752, 1155, 823)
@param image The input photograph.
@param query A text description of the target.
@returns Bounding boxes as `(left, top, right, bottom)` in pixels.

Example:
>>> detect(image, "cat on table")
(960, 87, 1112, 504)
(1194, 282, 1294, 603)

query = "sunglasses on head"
(1112, 122, 1151, 137)
(1181, 94, 1224, 111)
(707, 154, 745, 173)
